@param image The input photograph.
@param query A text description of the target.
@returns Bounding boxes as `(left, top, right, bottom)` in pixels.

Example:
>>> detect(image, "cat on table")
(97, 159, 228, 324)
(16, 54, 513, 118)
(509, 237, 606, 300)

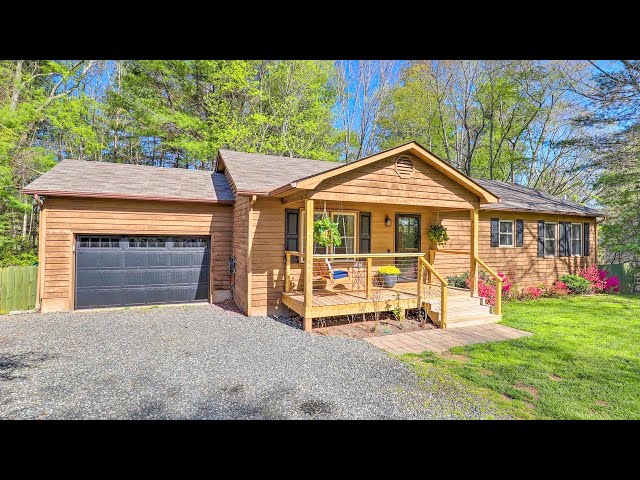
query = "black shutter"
(285, 209, 300, 261)
(490, 218, 499, 247)
(559, 222, 571, 257)
(538, 221, 545, 257)
(516, 219, 524, 247)
(359, 212, 371, 254)
(583, 223, 590, 256)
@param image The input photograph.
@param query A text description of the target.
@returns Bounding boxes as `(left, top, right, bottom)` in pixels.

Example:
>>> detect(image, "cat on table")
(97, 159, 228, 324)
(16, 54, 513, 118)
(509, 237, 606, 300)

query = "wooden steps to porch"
(425, 293, 501, 329)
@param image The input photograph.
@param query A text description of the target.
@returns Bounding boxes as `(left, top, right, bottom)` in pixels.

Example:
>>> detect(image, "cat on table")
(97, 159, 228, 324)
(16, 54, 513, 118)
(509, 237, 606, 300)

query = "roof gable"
(270, 142, 500, 204)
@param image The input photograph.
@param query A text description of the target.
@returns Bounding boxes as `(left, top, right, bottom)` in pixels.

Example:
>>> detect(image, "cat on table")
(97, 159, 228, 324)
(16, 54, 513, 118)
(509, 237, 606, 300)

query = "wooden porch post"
(303, 198, 314, 331)
(469, 208, 479, 297)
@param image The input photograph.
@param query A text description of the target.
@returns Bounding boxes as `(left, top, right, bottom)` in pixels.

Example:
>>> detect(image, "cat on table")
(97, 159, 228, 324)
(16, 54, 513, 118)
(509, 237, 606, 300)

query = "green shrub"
(378, 265, 400, 276)
(447, 271, 469, 288)
(559, 274, 591, 294)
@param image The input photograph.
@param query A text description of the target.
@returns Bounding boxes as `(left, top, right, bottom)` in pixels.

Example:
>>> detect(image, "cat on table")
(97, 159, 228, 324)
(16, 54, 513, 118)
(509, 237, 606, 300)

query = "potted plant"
(378, 265, 401, 288)
(428, 224, 449, 248)
(313, 217, 342, 250)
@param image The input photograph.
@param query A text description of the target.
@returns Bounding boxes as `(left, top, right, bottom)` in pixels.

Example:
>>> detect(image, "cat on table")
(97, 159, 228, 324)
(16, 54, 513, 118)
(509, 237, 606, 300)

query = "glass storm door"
(395, 214, 421, 280)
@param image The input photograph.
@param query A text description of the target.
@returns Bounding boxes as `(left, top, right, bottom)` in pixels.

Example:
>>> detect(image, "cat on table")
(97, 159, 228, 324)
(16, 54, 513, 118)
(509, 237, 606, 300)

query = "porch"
(282, 249, 503, 332)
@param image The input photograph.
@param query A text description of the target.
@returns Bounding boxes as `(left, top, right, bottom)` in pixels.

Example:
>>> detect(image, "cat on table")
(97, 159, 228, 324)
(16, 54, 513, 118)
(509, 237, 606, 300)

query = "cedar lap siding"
(22, 160, 234, 313)
(23, 142, 601, 315)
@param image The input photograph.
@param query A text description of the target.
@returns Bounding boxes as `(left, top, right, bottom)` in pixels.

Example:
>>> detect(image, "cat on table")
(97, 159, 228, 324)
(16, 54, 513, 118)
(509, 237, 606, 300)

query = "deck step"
(445, 314, 502, 328)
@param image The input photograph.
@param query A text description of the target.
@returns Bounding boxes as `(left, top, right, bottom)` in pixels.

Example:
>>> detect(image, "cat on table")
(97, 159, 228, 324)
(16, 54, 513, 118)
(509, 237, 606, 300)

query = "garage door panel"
(75, 235, 210, 309)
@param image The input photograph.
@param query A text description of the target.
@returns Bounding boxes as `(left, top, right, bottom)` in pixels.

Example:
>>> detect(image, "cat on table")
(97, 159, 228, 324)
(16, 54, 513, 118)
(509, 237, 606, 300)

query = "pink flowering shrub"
(549, 280, 570, 296)
(518, 285, 544, 300)
(578, 265, 621, 293)
(466, 271, 511, 306)
(604, 275, 621, 292)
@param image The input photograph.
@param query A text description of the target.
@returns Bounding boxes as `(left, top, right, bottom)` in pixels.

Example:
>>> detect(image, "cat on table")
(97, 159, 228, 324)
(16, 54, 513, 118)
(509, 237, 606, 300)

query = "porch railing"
(284, 251, 449, 327)
(418, 256, 448, 328)
(429, 249, 502, 315)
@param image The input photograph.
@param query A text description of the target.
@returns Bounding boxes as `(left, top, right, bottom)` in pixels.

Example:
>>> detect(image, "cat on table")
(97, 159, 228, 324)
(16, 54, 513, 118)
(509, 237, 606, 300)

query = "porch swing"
(312, 201, 350, 285)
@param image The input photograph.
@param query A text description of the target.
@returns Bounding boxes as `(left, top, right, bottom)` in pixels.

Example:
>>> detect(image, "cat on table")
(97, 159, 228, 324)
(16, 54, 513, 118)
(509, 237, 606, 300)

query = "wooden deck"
(281, 286, 421, 318)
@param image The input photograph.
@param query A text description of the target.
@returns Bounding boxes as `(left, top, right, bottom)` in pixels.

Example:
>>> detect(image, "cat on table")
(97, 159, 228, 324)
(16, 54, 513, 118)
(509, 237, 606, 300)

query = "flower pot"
(382, 275, 397, 288)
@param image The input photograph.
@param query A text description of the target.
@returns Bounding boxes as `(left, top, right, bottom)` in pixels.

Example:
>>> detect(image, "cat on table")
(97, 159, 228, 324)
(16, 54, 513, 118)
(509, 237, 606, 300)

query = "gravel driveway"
(0, 304, 505, 419)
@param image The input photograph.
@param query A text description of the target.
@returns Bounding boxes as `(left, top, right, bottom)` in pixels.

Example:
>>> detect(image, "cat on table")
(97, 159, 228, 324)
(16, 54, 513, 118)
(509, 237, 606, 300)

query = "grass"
(402, 295, 640, 419)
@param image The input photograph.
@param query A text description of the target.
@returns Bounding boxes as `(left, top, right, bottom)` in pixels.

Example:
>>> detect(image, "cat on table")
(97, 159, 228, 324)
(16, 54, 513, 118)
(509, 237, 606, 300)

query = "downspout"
(34, 194, 45, 312)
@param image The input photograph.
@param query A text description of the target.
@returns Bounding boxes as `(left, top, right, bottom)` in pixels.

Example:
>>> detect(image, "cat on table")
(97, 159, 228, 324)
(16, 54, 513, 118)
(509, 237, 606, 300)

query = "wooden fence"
(600, 263, 639, 294)
(0, 266, 38, 314)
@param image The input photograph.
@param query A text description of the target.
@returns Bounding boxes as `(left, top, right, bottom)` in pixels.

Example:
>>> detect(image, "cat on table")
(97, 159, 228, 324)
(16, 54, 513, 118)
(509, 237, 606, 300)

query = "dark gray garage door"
(75, 236, 210, 309)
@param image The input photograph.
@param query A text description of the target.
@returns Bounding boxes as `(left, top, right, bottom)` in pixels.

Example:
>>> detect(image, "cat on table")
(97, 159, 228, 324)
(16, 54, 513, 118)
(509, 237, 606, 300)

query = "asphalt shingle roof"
(22, 152, 603, 217)
(217, 149, 339, 193)
(22, 159, 234, 203)
(475, 179, 602, 216)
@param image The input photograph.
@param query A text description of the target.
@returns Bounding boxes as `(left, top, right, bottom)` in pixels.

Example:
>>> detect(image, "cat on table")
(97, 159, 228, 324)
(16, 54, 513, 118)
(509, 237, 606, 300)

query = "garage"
(75, 235, 210, 309)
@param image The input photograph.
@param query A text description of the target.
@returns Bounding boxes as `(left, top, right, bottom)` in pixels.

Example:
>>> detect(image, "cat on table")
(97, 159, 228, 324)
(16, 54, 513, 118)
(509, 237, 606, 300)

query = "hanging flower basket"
(429, 225, 449, 248)
(313, 217, 342, 248)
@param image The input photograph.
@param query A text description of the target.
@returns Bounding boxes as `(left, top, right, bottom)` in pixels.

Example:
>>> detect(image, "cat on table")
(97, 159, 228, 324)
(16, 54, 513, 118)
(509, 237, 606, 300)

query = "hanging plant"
(313, 217, 342, 247)
(429, 224, 449, 248)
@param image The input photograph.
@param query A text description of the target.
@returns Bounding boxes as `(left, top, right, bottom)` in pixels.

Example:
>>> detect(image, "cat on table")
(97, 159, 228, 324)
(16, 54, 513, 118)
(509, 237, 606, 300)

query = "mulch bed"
(286, 309, 436, 339)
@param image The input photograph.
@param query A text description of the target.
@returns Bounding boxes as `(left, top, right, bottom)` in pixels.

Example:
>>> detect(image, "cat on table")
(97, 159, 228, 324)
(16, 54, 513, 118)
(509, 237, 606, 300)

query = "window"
(174, 237, 207, 248)
(129, 237, 166, 248)
(499, 220, 514, 247)
(332, 212, 356, 255)
(78, 236, 120, 248)
(571, 224, 582, 256)
(300, 211, 358, 256)
(544, 223, 557, 257)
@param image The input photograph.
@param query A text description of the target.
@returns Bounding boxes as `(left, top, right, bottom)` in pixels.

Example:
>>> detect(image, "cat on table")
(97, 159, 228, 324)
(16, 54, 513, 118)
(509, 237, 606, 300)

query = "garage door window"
(129, 237, 166, 248)
(174, 237, 207, 248)
(78, 236, 120, 248)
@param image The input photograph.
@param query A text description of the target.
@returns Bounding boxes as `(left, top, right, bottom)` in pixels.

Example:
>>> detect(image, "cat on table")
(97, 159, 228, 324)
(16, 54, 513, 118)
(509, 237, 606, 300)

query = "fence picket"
(0, 265, 39, 314)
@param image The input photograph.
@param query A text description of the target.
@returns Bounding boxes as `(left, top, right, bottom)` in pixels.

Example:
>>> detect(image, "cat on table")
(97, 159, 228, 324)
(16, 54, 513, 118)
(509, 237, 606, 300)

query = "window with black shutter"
(516, 219, 524, 247)
(538, 221, 545, 257)
(285, 209, 299, 261)
(490, 218, 499, 247)
(359, 212, 371, 254)
(583, 223, 590, 256)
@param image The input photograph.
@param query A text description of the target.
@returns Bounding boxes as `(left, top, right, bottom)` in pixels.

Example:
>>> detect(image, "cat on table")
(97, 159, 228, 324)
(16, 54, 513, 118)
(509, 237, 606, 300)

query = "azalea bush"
(518, 285, 544, 300)
(578, 265, 621, 293)
(546, 280, 570, 297)
(447, 272, 469, 288)
(464, 270, 511, 306)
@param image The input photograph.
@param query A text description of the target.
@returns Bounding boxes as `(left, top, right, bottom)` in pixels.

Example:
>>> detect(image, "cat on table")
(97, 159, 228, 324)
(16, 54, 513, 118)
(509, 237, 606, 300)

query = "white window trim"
(544, 222, 557, 257)
(571, 223, 583, 257)
(331, 211, 358, 257)
(299, 210, 359, 261)
(498, 219, 515, 248)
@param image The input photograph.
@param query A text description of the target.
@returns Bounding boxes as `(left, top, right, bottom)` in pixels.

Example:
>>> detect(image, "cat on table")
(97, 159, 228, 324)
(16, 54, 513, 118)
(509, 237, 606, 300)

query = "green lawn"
(402, 295, 640, 419)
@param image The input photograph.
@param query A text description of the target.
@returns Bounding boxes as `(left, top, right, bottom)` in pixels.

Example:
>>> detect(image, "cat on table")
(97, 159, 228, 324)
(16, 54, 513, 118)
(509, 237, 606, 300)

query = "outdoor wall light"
(385, 216, 392, 227)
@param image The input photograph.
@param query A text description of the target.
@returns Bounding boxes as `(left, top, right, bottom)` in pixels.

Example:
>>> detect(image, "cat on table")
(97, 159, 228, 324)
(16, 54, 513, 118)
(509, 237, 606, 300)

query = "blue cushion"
(332, 270, 349, 279)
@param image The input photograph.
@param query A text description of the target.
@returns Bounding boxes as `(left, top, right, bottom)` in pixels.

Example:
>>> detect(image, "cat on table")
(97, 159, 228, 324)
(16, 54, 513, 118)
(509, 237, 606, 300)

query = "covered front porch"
(280, 198, 503, 332)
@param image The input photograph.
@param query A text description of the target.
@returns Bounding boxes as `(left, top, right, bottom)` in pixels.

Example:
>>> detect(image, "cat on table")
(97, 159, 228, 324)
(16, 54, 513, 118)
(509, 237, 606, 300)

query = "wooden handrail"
(311, 252, 427, 259)
(474, 256, 502, 315)
(419, 257, 447, 285)
(430, 249, 469, 255)
(419, 257, 448, 328)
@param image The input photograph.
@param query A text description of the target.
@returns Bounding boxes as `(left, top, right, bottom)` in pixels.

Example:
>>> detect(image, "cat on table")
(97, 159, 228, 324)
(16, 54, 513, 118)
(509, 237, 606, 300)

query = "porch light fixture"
(385, 216, 392, 227)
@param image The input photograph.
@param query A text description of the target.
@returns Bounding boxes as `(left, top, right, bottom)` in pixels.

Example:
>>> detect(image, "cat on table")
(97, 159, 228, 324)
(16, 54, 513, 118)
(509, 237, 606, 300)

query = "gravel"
(0, 304, 506, 419)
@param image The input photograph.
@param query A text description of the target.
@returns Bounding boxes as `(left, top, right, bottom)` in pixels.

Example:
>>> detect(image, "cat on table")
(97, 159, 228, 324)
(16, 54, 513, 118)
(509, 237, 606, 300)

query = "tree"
(377, 60, 596, 201)
(574, 61, 640, 264)
(334, 60, 399, 161)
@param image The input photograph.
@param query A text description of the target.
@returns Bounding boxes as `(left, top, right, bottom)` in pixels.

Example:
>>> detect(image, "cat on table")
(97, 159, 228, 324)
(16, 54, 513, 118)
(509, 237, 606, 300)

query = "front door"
(395, 214, 421, 280)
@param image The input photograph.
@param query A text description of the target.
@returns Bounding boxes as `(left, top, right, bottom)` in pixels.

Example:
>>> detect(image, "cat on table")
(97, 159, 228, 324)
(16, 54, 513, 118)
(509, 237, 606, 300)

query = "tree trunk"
(11, 60, 23, 110)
